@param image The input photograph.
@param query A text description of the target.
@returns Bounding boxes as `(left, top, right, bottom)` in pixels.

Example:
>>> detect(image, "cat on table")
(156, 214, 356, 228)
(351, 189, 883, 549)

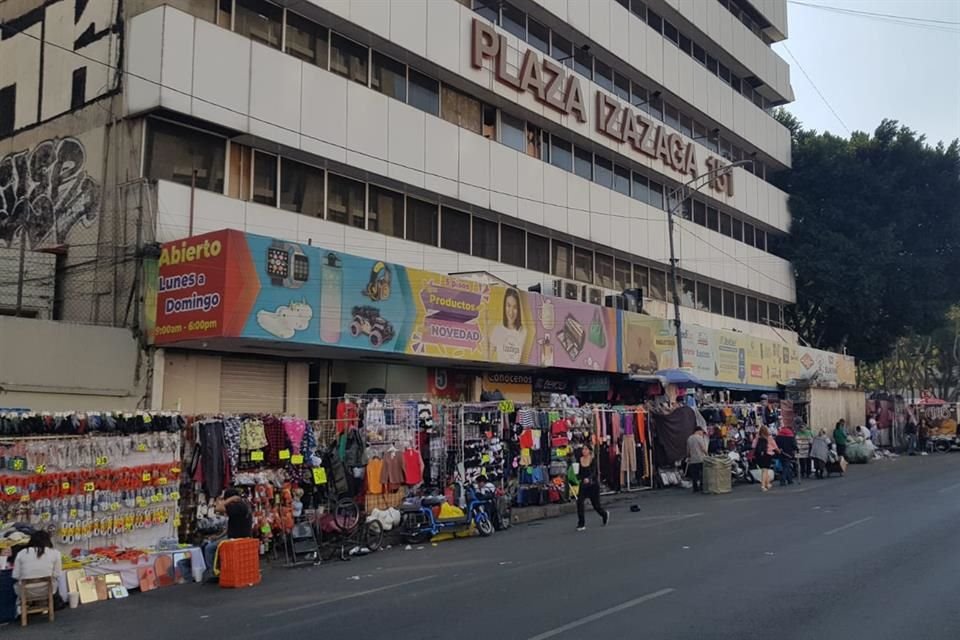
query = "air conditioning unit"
(605, 294, 626, 310)
(605, 289, 644, 313)
(564, 281, 581, 301)
(585, 287, 603, 306)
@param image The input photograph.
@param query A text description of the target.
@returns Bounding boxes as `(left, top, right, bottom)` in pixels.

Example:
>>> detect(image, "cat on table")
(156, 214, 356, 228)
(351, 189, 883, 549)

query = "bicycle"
(315, 495, 383, 561)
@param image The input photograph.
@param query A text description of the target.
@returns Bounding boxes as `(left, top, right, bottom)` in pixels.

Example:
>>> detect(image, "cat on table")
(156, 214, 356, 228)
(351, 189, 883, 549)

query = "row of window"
(477, 0, 778, 123)
(144, 117, 786, 328)
(215, 0, 773, 184)
(211, 0, 780, 256)
(716, 0, 775, 44)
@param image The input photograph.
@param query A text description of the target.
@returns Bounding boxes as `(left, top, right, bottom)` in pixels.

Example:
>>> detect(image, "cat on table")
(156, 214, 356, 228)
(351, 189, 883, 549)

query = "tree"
(774, 112, 960, 363)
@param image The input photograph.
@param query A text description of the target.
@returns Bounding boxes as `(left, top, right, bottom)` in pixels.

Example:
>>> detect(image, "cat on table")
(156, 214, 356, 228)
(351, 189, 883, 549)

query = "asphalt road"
(10, 454, 960, 639)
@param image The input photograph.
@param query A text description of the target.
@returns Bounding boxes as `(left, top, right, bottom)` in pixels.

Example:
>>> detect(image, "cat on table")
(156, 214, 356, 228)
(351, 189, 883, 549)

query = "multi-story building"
(2, 0, 840, 417)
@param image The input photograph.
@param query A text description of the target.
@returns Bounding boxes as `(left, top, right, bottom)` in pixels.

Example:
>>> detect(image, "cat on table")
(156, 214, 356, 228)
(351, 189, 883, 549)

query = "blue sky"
(773, 0, 960, 145)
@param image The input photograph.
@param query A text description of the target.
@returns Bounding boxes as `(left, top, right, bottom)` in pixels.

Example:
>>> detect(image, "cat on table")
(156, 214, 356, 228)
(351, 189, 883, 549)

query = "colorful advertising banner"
(151, 230, 856, 388)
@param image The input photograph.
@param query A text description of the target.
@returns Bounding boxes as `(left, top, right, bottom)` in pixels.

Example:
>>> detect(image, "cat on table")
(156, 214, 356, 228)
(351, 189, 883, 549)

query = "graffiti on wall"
(0, 0, 122, 135)
(0, 137, 101, 246)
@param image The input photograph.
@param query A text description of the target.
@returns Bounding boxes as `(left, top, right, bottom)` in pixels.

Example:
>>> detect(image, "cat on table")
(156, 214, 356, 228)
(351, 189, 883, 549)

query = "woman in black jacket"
(576, 444, 609, 531)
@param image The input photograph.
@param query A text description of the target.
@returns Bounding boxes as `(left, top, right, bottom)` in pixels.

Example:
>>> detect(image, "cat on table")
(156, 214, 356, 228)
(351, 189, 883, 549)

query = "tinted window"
(528, 233, 550, 273)
(372, 52, 406, 101)
(472, 216, 499, 260)
(368, 185, 404, 237)
(441, 207, 471, 253)
(279, 158, 323, 217)
(501, 225, 526, 268)
(330, 33, 368, 85)
(407, 198, 438, 245)
(408, 70, 439, 115)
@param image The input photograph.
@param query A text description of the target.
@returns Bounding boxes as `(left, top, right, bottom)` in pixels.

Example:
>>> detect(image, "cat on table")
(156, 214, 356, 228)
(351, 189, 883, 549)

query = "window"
(70, 68, 86, 111)
(228, 143, 252, 200)
(217, 0, 232, 28)
(719, 212, 732, 236)
(285, 12, 327, 67)
(693, 200, 706, 226)
(552, 241, 573, 279)
(693, 43, 706, 65)
(551, 32, 573, 67)
(372, 52, 406, 101)
(482, 105, 497, 140)
(574, 147, 593, 180)
(614, 73, 630, 101)
(594, 156, 613, 189)
(664, 103, 680, 131)
(501, 3, 526, 40)
(774, 304, 784, 327)
(528, 17, 550, 54)
(574, 46, 593, 79)
(330, 33, 368, 85)
(407, 198, 438, 245)
(0, 86, 13, 137)
(709, 285, 722, 315)
(735, 293, 747, 320)
(234, 0, 282, 49)
(474, 0, 499, 23)
(647, 90, 663, 121)
(368, 185, 404, 237)
(472, 217, 498, 260)
(680, 200, 692, 221)
(528, 233, 550, 273)
(758, 299, 768, 324)
(253, 151, 277, 207)
(647, 9, 663, 33)
(732, 217, 743, 241)
(718, 63, 731, 84)
(279, 158, 323, 217)
(594, 59, 614, 92)
(633, 264, 649, 296)
(441, 207, 471, 253)
(501, 225, 526, 268)
(526, 123, 544, 159)
(706, 54, 718, 75)
(648, 180, 664, 209)
(747, 297, 759, 323)
(678, 114, 693, 138)
(631, 84, 647, 110)
(755, 229, 767, 251)
(500, 112, 526, 152)
(630, 0, 646, 21)
(663, 21, 679, 45)
(679, 33, 692, 55)
(144, 119, 225, 193)
(615, 259, 631, 290)
(550, 136, 573, 171)
(408, 70, 439, 115)
(574, 247, 594, 284)
(632, 173, 649, 203)
(442, 85, 482, 134)
(596, 253, 614, 289)
(326, 173, 365, 227)
(614, 165, 631, 196)
(707, 206, 719, 231)
(723, 290, 735, 318)
(649, 268, 667, 301)
(743, 223, 755, 247)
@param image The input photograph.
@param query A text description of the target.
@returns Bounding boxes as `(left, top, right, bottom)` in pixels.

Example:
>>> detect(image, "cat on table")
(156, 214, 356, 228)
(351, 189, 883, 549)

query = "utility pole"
(14, 232, 26, 316)
(665, 159, 754, 370)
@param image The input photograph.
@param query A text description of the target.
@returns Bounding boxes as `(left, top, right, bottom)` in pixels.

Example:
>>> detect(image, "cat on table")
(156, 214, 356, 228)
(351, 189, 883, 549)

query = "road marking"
(823, 516, 874, 536)
(262, 575, 436, 617)
(938, 481, 960, 493)
(526, 588, 675, 640)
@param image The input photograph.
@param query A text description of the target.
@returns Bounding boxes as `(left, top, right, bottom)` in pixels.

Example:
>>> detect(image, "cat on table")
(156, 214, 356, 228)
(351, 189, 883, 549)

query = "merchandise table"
(57, 546, 205, 599)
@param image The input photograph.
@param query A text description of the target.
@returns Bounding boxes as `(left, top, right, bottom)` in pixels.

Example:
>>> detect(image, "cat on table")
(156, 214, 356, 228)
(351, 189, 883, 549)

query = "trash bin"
(703, 456, 732, 494)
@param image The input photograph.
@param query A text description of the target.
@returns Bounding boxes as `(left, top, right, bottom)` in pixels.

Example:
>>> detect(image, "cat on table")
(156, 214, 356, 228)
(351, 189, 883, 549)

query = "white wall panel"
(609, 2, 630, 62)
(351, 0, 390, 40)
(589, 0, 611, 46)
(387, 100, 426, 188)
(426, 0, 461, 75)
(542, 203, 564, 232)
(346, 82, 389, 174)
(542, 164, 568, 207)
(126, 8, 163, 113)
(424, 117, 459, 181)
(300, 65, 347, 163)
(389, 0, 427, 57)
(628, 16, 646, 71)
(458, 128, 491, 207)
(191, 20, 249, 130)
(567, 0, 590, 34)
(568, 208, 590, 239)
(160, 8, 195, 114)
(249, 44, 301, 148)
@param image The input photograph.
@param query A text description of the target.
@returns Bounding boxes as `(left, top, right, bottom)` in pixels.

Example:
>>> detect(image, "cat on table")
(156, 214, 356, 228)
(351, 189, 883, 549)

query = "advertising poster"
(482, 372, 533, 402)
(621, 313, 671, 375)
(154, 230, 258, 344)
(405, 269, 489, 361)
(485, 286, 536, 365)
(686, 326, 717, 381)
(531, 295, 619, 372)
(715, 330, 747, 385)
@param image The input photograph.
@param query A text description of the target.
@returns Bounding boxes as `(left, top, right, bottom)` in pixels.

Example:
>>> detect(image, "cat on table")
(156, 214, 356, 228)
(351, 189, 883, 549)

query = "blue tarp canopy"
(655, 369, 704, 387)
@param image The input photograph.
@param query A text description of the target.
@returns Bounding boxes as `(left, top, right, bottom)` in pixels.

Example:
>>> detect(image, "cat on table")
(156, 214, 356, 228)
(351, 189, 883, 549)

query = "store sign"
(470, 18, 733, 196)
(428, 369, 472, 400)
(482, 372, 533, 403)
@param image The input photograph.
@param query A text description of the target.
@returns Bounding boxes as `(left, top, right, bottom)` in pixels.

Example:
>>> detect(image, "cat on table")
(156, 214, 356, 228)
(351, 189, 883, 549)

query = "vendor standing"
(833, 419, 848, 460)
(202, 489, 253, 580)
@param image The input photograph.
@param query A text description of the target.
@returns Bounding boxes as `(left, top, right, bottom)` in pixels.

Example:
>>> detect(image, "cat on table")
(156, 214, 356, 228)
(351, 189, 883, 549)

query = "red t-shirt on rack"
(403, 448, 423, 485)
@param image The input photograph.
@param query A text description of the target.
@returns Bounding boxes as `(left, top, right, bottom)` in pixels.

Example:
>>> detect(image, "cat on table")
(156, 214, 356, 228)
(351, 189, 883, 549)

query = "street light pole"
(665, 159, 754, 370)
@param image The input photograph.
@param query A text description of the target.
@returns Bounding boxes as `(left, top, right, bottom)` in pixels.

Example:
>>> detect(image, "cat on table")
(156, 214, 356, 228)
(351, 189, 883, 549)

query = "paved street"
(11, 455, 960, 639)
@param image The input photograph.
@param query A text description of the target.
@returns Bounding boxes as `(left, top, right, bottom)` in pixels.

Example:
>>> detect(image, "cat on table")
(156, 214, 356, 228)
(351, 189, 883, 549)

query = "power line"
(788, 1, 960, 33)
(0, 20, 794, 294)
(780, 44, 851, 136)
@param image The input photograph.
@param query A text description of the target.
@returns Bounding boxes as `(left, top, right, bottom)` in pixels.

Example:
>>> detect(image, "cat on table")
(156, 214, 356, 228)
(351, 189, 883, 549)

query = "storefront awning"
(698, 380, 779, 393)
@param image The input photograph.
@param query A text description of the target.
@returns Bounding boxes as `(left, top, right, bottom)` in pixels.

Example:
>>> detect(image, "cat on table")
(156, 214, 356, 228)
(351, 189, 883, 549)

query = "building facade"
(2, 0, 823, 415)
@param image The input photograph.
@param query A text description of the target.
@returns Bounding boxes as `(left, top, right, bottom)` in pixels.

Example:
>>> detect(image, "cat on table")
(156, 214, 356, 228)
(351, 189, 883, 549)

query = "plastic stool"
(215, 538, 261, 588)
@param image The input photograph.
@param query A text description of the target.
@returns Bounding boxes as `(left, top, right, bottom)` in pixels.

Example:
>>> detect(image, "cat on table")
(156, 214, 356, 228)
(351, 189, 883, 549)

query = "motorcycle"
(932, 434, 960, 452)
(399, 487, 495, 544)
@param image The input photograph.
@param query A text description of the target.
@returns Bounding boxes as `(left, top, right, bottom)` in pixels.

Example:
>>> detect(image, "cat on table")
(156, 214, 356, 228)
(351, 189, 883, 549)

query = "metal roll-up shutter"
(220, 357, 286, 414)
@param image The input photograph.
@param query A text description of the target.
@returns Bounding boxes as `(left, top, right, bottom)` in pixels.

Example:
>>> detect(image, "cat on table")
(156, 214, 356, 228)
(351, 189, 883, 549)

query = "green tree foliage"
(773, 112, 960, 363)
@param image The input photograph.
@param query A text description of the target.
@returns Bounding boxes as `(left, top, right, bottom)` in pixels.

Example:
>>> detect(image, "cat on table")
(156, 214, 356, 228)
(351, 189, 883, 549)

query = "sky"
(773, 0, 960, 145)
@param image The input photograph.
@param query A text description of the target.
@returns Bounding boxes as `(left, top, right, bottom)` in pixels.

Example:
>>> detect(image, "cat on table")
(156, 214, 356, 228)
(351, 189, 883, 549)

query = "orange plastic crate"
(216, 538, 261, 589)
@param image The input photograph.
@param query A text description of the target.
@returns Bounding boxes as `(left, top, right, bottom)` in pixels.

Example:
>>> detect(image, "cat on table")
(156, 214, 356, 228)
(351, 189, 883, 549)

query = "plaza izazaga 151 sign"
(470, 18, 733, 197)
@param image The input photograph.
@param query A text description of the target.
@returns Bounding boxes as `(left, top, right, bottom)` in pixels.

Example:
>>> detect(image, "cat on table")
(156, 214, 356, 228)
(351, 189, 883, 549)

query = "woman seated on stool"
(13, 531, 62, 601)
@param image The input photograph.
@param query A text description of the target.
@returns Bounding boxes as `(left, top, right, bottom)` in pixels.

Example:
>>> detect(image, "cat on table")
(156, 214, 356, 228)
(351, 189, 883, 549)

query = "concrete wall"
(0, 248, 56, 318)
(0, 316, 145, 410)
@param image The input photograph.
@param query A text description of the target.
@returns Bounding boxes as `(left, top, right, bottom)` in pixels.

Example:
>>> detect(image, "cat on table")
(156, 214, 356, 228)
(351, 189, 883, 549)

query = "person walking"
(775, 427, 798, 486)
(575, 444, 609, 531)
(796, 423, 814, 479)
(918, 419, 930, 456)
(753, 425, 779, 492)
(810, 429, 831, 479)
(904, 415, 918, 455)
(686, 426, 709, 493)
(833, 419, 848, 461)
